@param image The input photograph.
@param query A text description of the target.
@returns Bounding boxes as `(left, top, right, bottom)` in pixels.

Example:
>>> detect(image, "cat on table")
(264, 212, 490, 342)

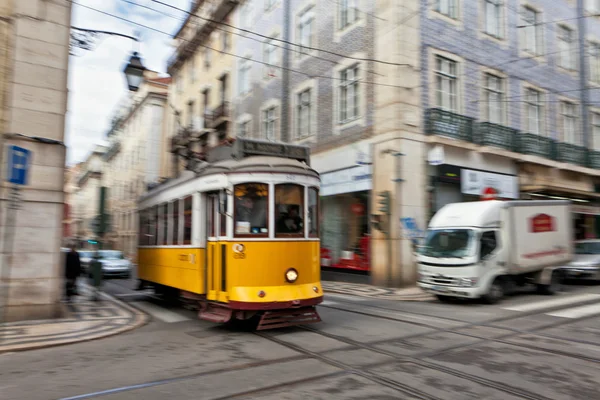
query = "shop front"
(312, 141, 373, 273)
(431, 164, 520, 216)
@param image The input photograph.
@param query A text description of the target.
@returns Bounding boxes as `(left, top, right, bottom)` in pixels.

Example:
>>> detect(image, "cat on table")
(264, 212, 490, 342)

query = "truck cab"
(417, 200, 571, 303)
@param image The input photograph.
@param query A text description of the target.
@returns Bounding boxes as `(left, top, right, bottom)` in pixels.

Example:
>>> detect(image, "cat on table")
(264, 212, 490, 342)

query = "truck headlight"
(459, 278, 478, 287)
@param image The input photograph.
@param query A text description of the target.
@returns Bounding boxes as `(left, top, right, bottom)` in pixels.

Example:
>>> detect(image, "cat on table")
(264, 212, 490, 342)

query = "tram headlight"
(285, 268, 298, 283)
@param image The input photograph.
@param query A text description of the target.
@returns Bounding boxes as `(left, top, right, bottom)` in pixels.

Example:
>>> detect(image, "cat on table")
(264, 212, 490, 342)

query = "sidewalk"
(322, 281, 434, 301)
(0, 283, 148, 354)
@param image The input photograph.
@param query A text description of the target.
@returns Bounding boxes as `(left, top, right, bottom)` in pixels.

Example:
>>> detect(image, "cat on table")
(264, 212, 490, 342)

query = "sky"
(66, 0, 191, 165)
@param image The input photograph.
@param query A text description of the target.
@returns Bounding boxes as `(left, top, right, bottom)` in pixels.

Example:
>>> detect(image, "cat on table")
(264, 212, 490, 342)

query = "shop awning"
(521, 185, 600, 201)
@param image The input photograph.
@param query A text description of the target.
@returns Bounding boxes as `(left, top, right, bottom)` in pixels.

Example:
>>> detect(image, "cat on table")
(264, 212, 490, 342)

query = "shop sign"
(320, 165, 372, 196)
(461, 169, 518, 199)
(530, 214, 555, 233)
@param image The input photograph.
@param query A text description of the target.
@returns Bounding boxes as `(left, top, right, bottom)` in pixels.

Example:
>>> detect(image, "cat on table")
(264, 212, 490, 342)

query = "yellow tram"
(136, 139, 322, 329)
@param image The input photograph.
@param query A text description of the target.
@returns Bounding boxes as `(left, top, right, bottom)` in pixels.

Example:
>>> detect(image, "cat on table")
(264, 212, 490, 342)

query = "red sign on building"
(480, 187, 498, 201)
(530, 213, 555, 233)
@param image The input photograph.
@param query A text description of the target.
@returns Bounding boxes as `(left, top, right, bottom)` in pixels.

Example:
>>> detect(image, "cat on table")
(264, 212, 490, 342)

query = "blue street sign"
(400, 217, 423, 239)
(6, 145, 31, 185)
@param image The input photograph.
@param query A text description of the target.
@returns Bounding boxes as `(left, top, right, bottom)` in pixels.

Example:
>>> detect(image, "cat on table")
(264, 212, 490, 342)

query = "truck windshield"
(420, 229, 476, 259)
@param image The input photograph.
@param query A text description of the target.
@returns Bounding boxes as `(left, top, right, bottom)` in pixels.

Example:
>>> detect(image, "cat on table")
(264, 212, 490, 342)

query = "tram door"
(206, 191, 228, 302)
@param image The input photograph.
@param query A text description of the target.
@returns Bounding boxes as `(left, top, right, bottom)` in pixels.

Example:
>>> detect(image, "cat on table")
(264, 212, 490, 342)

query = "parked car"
(561, 240, 600, 282)
(96, 250, 132, 279)
(77, 250, 94, 272)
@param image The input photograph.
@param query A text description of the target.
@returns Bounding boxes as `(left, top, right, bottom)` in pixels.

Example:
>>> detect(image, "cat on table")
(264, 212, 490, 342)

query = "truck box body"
(503, 202, 572, 274)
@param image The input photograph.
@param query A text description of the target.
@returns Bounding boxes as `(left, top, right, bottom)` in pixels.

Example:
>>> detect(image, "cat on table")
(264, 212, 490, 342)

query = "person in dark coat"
(65, 246, 82, 301)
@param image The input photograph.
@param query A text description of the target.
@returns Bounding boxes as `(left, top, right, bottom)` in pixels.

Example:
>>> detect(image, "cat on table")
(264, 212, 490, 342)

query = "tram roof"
(140, 139, 318, 201)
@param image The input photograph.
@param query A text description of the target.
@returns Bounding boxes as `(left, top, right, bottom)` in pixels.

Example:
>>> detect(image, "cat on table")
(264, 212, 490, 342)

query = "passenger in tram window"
(277, 205, 303, 234)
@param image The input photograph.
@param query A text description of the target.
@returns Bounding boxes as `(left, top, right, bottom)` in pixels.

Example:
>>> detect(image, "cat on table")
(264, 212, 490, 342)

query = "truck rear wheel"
(482, 278, 504, 304)
(537, 270, 561, 295)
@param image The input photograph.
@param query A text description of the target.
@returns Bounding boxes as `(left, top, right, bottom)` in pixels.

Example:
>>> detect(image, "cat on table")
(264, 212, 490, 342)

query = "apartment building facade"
(167, 0, 238, 180)
(74, 145, 107, 245)
(103, 72, 170, 260)
(0, 0, 72, 320)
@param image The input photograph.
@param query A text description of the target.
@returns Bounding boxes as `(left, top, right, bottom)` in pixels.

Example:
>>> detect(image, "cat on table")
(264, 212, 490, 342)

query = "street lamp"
(123, 51, 146, 92)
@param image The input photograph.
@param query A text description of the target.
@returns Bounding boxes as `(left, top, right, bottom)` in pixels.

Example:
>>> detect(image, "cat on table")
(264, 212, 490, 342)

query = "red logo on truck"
(530, 214, 555, 233)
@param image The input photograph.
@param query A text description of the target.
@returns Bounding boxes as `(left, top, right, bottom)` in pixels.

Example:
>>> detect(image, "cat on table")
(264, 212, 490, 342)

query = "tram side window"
(138, 210, 147, 246)
(162, 203, 169, 245)
(275, 184, 305, 237)
(148, 206, 158, 246)
(234, 183, 268, 236)
(172, 200, 180, 245)
(308, 187, 319, 238)
(183, 196, 193, 245)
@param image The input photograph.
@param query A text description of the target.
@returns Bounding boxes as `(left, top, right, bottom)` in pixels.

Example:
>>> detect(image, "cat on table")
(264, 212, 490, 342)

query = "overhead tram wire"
(117, 0, 385, 77)
(149, 0, 413, 67)
(70, 1, 411, 89)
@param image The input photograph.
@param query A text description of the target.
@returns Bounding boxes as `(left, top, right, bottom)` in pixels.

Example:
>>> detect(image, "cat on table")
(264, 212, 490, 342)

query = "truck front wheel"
(482, 278, 504, 304)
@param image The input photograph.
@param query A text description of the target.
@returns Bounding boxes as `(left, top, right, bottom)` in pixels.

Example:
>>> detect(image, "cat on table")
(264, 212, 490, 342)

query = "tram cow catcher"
(137, 138, 323, 329)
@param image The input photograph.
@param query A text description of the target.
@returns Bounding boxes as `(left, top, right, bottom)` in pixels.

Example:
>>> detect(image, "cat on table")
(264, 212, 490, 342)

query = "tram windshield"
(275, 184, 304, 236)
(234, 183, 268, 236)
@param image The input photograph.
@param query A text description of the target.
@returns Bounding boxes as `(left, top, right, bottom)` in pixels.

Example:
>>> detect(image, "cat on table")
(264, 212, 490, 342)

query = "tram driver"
(276, 205, 303, 234)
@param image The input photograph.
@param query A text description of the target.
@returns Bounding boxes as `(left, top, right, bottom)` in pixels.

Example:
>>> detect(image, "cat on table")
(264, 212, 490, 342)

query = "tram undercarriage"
(181, 291, 322, 330)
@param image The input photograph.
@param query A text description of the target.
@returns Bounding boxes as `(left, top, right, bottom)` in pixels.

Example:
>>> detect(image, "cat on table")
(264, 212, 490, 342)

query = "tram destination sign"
(231, 138, 310, 164)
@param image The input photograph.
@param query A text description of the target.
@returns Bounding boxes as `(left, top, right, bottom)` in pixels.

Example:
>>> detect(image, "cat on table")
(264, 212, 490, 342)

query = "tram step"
(198, 304, 233, 323)
(256, 307, 321, 330)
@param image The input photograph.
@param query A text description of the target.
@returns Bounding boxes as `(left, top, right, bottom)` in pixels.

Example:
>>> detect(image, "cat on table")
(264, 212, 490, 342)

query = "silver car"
(97, 250, 132, 279)
(562, 240, 600, 281)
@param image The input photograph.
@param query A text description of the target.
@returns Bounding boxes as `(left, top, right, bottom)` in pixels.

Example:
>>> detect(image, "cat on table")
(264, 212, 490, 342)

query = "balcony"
(425, 108, 474, 142)
(208, 102, 230, 128)
(475, 122, 517, 151)
(515, 133, 555, 159)
(589, 150, 600, 169)
(556, 142, 588, 167)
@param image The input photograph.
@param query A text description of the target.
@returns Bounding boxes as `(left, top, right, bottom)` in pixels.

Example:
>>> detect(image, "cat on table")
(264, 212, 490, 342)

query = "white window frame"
(435, 0, 459, 20)
(238, 57, 252, 96)
(338, 63, 360, 124)
(520, 6, 542, 56)
(264, 0, 277, 11)
(590, 42, 600, 84)
(204, 48, 212, 69)
(524, 87, 544, 136)
(557, 25, 576, 71)
(261, 100, 281, 140)
(591, 110, 600, 150)
(236, 114, 253, 138)
(434, 55, 459, 113)
(586, 0, 600, 14)
(339, 0, 359, 30)
(560, 100, 578, 144)
(483, 0, 503, 39)
(263, 37, 279, 79)
(296, 5, 315, 59)
(483, 73, 505, 124)
(296, 88, 312, 139)
(190, 56, 197, 83)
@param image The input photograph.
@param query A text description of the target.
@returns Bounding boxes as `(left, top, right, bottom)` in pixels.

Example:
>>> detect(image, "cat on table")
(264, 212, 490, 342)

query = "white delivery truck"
(417, 200, 572, 304)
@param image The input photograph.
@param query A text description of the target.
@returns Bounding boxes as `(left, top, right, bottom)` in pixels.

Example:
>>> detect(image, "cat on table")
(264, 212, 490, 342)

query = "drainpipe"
(578, 0, 590, 150)
(280, 0, 291, 142)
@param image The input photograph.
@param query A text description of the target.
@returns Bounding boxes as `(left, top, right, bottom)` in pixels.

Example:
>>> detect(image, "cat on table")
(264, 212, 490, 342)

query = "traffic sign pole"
(1, 145, 31, 324)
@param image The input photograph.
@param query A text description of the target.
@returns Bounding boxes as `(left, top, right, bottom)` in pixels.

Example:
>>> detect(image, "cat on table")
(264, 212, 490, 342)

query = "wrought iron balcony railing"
(475, 122, 517, 151)
(556, 142, 588, 167)
(588, 150, 600, 169)
(425, 108, 475, 142)
(515, 133, 555, 159)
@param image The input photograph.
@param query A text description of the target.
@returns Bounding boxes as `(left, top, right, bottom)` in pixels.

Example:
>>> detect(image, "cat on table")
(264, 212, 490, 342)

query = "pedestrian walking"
(65, 245, 82, 302)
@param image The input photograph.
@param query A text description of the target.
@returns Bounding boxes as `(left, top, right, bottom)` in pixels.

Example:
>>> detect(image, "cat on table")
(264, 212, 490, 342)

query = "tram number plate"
(285, 174, 296, 181)
(233, 253, 246, 259)
(179, 254, 189, 261)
